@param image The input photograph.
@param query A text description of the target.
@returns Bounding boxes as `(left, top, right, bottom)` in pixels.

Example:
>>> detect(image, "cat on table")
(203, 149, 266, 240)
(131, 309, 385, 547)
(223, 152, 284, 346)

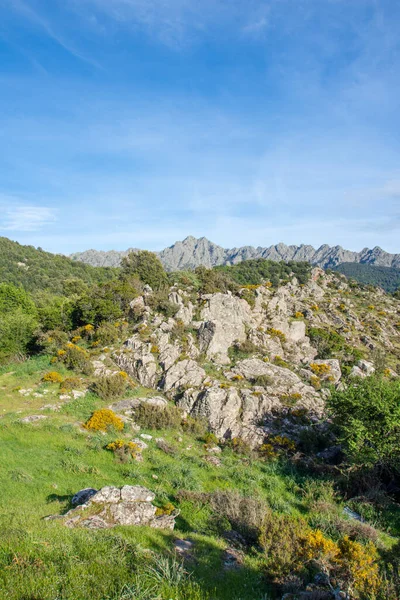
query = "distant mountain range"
(70, 236, 400, 271)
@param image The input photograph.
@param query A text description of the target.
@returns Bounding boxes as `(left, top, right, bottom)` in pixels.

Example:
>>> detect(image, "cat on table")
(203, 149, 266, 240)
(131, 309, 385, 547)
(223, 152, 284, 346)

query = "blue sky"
(0, 0, 400, 254)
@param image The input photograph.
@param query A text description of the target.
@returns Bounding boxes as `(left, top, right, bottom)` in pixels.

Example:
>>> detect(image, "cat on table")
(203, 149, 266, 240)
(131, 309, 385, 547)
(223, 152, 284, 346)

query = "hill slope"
(70, 235, 400, 271)
(333, 262, 400, 293)
(0, 237, 117, 294)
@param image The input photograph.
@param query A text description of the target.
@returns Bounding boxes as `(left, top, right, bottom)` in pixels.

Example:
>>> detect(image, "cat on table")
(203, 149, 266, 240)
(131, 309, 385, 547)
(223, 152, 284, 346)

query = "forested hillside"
(0, 237, 117, 294)
(333, 262, 400, 293)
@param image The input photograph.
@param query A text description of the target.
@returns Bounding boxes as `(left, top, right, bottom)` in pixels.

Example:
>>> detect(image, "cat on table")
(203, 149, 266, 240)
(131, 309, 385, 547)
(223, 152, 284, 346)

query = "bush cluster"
(134, 403, 182, 430)
(91, 372, 129, 400)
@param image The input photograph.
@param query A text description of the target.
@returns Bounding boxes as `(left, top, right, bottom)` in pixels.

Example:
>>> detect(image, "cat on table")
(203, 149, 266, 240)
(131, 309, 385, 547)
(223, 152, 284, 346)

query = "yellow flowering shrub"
(337, 536, 381, 597)
(106, 439, 141, 461)
(84, 409, 124, 432)
(58, 343, 93, 374)
(310, 362, 331, 376)
(155, 502, 176, 516)
(42, 371, 63, 384)
(267, 328, 287, 342)
(294, 311, 304, 319)
(300, 531, 381, 598)
(310, 375, 321, 389)
(150, 344, 159, 354)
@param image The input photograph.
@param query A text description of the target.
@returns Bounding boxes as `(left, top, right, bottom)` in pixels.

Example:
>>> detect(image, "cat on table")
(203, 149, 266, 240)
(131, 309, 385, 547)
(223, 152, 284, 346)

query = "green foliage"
(0, 283, 37, 315)
(333, 262, 400, 293)
(94, 322, 120, 346)
(0, 236, 116, 294)
(308, 326, 346, 359)
(33, 291, 73, 331)
(0, 308, 38, 361)
(194, 266, 239, 294)
(134, 402, 182, 430)
(58, 343, 93, 375)
(121, 251, 168, 290)
(328, 376, 400, 475)
(91, 372, 129, 400)
(146, 290, 179, 318)
(72, 279, 138, 326)
(215, 259, 312, 287)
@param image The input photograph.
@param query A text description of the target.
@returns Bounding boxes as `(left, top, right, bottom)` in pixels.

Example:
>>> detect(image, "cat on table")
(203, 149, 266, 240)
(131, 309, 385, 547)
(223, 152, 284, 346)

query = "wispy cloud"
(0, 205, 57, 231)
(8, 0, 101, 68)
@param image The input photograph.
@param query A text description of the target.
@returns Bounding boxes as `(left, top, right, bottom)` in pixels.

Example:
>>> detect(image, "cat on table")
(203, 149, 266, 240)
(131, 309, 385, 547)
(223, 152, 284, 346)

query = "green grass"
(0, 356, 399, 599)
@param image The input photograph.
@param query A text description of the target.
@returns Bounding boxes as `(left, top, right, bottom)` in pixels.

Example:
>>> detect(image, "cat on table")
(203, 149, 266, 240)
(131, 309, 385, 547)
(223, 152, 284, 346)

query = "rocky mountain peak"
(70, 236, 400, 271)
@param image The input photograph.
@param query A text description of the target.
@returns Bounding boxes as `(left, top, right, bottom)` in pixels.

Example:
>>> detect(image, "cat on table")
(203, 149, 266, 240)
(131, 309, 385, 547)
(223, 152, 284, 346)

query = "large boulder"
(50, 486, 177, 530)
(198, 293, 252, 364)
(162, 359, 206, 394)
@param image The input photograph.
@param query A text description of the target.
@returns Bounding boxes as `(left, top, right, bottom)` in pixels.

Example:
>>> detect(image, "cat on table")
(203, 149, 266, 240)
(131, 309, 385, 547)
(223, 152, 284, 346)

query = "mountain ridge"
(70, 236, 400, 271)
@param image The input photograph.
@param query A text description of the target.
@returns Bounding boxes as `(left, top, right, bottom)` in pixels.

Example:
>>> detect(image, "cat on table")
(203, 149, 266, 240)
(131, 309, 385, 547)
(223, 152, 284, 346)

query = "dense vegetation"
(0, 237, 117, 294)
(215, 258, 312, 286)
(332, 262, 400, 293)
(0, 238, 400, 599)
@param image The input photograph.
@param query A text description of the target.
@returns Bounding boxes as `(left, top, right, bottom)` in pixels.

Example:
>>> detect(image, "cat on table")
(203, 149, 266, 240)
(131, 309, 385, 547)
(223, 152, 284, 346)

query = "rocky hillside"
(1, 261, 400, 599)
(90, 267, 400, 447)
(70, 235, 400, 270)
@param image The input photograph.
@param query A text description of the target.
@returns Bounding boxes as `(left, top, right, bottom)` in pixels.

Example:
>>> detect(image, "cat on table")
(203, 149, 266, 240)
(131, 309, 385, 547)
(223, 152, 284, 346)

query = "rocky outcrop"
(47, 486, 177, 530)
(198, 293, 252, 364)
(177, 358, 323, 443)
(162, 359, 206, 394)
(114, 336, 159, 388)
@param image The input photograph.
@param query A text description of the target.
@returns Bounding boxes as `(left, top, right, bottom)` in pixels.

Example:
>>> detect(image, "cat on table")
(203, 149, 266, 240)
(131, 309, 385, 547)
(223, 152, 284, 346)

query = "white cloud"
(0, 205, 57, 231)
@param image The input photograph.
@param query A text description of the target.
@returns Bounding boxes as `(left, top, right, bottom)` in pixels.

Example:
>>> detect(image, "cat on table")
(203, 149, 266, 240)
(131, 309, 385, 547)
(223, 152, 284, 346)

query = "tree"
(0, 283, 37, 316)
(328, 376, 400, 476)
(0, 308, 38, 361)
(121, 251, 168, 290)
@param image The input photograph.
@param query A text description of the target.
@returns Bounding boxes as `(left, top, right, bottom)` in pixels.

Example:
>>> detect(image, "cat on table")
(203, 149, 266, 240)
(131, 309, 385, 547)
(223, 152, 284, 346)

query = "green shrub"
(146, 291, 179, 318)
(308, 327, 346, 359)
(91, 372, 129, 400)
(0, 309, 38, 361)
(59, 343, 93, 374)
(121, 250, 168, 290)
(209, 490, 269, 543)
(95, 322, 120, 346)
(134, 402, 182, 430)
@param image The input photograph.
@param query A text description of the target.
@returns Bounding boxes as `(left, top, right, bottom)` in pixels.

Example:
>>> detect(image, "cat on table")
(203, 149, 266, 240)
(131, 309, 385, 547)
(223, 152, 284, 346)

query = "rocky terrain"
(70, 235, 400, 270)
(87, 267, 400, 448)
(1, 262, 400, 600)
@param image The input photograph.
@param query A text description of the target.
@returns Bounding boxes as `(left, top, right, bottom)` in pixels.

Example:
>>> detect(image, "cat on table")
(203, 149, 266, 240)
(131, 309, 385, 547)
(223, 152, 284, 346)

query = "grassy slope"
(0, 357, 399, 600)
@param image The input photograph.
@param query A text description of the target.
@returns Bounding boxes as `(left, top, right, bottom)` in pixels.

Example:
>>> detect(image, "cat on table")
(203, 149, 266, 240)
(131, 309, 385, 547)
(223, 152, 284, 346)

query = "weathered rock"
(19, 415, 48, 423)
(358, 359, 375, 375)
(162, 359, 206, 393)
(350, 366, 367, 379)
(109, 398, 140, 413)
(132, 438, 148, 450)
(53, 485, 174, 530)
(91, 486, 121, 504)
(198, 293, 252, 364)
(308, 359, 342, 384)
(115, 336, 158, 388)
